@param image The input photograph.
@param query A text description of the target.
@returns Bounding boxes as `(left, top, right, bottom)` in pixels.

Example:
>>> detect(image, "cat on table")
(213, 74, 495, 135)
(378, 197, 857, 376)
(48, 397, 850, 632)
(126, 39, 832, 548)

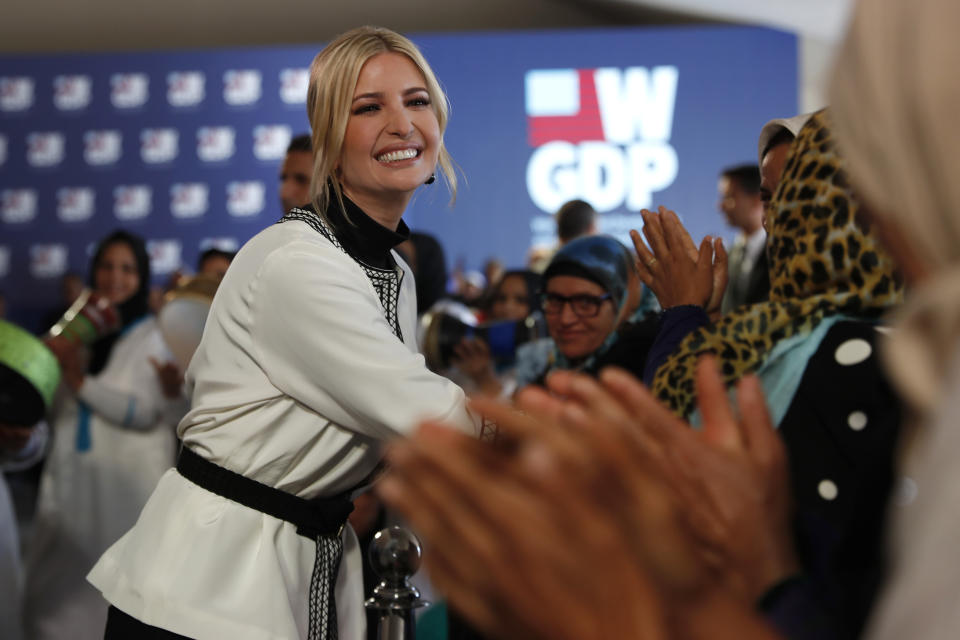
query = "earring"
(425, 174, 436, 185)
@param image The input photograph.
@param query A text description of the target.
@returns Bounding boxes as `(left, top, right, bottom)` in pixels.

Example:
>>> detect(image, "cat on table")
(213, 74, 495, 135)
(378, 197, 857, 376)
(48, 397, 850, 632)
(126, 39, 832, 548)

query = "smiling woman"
(87, 27, 478, 640)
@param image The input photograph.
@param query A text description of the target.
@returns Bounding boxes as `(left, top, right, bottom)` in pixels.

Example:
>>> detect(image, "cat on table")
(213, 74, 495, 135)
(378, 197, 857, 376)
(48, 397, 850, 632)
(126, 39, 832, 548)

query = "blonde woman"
(88, 26, 476, 640)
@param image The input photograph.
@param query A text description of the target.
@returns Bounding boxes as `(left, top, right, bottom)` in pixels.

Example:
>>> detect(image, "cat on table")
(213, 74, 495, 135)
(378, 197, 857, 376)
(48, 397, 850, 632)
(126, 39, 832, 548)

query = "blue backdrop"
(0, 25, 796, 330)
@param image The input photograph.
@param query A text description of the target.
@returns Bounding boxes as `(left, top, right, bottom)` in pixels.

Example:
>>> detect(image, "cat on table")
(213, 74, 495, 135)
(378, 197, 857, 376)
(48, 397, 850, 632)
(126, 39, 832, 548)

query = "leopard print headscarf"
(652, 109, 904, 418)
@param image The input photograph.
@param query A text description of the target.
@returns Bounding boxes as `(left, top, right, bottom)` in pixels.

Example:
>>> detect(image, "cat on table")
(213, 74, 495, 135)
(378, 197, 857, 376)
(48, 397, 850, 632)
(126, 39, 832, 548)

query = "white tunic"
(88, 218, 474, 640)
(24, 318, 181, 640)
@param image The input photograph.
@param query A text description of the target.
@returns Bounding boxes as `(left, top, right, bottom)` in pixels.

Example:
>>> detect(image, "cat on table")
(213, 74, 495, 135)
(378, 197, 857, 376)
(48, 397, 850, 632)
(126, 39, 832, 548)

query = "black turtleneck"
(307, 195, 410, 271)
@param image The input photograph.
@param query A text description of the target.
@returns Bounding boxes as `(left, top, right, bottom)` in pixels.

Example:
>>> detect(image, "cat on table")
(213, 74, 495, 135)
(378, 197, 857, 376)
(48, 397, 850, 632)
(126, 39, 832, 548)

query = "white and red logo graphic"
(279, 68, 309, 104)
(167, 71, 205, 107)
(199, 237, 239, 252)
(197, 126, 235, 162)
(113, 185, 152, 220)
(0, 77, 34, 111)
(253, 125, 292, 161)
(147, 239, 183, 274)
(84, 130, 123, 165)
(141, 128, 179, 164)
(30, 244, 69, 278)
(223, 70, 261, 106)
(0, 246, 9, 278)
(1, 189, 38, 223)
(26, 132, 66, 167)
(0, 135, 6, 167)
(524, 66, 679, 214)
(170, 183, 209, 219)
(226, 181, 265, 217)
(57, 187, 95, 222)
(53, 75, 92, 110)
(111, 73, 149, 108)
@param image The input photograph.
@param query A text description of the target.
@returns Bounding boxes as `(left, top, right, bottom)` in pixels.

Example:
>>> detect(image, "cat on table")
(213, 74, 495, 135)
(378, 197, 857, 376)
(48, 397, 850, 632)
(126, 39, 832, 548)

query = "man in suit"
(718, 164, 769, 313)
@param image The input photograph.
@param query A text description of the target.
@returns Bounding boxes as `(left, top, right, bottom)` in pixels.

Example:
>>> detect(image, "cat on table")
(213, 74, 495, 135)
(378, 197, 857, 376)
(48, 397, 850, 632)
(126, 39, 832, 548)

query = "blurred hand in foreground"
(378, 356, 786, 640)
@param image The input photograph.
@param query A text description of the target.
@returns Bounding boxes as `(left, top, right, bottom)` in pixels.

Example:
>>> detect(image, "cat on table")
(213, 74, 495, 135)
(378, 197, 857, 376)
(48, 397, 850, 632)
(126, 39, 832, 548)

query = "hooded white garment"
(831, 0, 960, 637)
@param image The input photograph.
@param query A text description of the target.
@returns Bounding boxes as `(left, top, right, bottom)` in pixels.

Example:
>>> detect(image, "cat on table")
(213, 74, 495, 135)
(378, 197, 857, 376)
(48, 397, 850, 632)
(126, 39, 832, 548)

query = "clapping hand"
(631, 206, 728, 318)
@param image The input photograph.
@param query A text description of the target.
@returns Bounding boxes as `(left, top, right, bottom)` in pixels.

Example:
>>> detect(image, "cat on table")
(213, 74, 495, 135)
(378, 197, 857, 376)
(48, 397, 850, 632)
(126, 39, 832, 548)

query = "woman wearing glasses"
(515, 235, 658, 388)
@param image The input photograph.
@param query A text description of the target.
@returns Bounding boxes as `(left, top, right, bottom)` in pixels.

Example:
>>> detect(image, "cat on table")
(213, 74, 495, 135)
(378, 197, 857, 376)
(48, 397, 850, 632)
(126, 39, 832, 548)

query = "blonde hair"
(306, 26, 456, 224)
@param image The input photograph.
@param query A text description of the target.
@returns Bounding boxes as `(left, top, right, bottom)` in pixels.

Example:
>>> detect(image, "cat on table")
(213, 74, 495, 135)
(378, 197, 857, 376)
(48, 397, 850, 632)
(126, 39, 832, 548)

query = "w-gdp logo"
(279, 68, 309, 104)
(84, 130, 122, 166)
(27, 132, 66, 167)
(147, 239, 183, 274)
(197, 126, 235, 162)
(525, 66, 679, 214)
(167, 71, 205, 107)
(226, 181, 265, 217)
(253, 125, 292, 161)
(111, 73, 149, 108)
(0, 77, 34, 111)
(141, 128, 179, 164)
(170, 183, 209, 219)
(57, 187, 95, 222)
(114, 185, 152, 220)
(223, 70, 261, 106)
(1, 189, 38, 223)
(30, 244, 69, 278)
(53, 75, 92, 110)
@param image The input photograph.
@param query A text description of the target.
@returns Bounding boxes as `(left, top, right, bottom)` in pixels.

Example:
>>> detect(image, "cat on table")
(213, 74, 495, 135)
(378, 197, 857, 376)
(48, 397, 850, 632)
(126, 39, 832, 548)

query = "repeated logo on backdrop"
(0, 77, 34, 111)
(141, 128, 179, 164)
(1, 189, 38, 224)
(57, 188, 96, 222)
(167, 71, 206, 107)
(53, 75, 93, 111)
(84, 130, 123, 165)
(0, 29, 798, 329)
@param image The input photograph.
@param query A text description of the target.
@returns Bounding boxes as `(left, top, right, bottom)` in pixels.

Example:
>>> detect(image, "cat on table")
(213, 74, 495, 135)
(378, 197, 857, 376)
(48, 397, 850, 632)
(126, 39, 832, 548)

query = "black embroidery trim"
(279, 208, 405, 341)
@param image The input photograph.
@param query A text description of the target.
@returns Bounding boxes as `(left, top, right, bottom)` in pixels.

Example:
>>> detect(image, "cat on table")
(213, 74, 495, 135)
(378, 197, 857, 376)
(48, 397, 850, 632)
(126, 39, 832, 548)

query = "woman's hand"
(44, 335, 87, 392)
(149, 357, 184, 399)
(451, 337, 502, 397)
(631, 206, 728, 314)
(534, 359, 797, 604)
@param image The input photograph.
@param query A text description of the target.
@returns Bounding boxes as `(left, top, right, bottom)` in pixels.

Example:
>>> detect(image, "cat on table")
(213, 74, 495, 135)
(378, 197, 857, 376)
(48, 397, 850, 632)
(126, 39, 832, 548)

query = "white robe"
(23, 318, 181, 640)
(88, 218, 474, 640)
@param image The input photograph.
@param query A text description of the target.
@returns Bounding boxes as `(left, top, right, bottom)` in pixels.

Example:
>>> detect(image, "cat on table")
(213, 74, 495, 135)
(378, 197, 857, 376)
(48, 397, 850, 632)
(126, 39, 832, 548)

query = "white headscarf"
(831, 0, 960, 414)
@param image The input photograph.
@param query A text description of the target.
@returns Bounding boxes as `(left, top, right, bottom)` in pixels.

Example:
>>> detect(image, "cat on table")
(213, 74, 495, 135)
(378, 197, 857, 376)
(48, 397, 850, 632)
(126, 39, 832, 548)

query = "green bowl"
(0, 319, 61, 425)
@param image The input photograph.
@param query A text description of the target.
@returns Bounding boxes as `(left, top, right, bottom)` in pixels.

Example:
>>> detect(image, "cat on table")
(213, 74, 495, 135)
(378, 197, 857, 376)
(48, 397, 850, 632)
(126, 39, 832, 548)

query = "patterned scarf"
(653, 110, 904, 418)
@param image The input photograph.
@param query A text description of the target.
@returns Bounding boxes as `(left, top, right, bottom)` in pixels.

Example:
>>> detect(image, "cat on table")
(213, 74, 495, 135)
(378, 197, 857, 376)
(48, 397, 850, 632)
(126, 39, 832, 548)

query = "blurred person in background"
(23, 229, 186, 640)
(279, 133, 313, 213)
(450, 269, 542, 397)
(717, 163, 769, 313)
(514, 235, 658, 389)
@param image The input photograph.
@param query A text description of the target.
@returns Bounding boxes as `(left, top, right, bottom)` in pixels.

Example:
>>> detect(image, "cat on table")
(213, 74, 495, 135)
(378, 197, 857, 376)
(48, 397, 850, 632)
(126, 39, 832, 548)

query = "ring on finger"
(646, 257, 658, 268)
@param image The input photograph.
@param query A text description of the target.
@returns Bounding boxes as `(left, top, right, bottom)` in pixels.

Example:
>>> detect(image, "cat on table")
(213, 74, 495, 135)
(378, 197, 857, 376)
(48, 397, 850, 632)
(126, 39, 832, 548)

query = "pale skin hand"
(631, 206, 728, 318)
(450, 337, 503, 397)
(377, 356, 787, 640)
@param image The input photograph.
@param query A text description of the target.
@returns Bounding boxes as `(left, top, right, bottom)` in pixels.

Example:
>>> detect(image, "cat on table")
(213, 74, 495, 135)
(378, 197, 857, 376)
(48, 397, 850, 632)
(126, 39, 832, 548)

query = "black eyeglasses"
(541, 292, 612, 318)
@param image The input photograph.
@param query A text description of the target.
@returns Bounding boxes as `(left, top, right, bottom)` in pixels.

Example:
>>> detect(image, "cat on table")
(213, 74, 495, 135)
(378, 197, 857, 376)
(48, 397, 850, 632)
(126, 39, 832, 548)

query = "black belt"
(176, 446, 354, 640)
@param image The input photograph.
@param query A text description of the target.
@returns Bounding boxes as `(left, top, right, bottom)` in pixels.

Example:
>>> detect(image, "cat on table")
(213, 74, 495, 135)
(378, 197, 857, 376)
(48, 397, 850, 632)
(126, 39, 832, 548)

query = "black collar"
(306, 195, 410, 270)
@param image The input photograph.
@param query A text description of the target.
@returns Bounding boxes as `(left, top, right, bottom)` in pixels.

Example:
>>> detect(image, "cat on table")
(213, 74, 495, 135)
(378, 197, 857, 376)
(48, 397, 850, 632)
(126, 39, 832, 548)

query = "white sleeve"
(76, 324, 181, 431)
(77, 376, 166, 431)
(250, 242, 474, 440)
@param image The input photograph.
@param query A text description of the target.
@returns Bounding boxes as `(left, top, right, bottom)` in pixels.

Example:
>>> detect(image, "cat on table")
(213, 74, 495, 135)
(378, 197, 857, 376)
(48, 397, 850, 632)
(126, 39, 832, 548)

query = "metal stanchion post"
(364, 526, 428, 640)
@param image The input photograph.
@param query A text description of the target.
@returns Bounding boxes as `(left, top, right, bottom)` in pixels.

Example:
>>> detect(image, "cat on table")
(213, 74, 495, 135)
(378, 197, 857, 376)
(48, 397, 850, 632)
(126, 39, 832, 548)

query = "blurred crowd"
(2, 0, 958, 638)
